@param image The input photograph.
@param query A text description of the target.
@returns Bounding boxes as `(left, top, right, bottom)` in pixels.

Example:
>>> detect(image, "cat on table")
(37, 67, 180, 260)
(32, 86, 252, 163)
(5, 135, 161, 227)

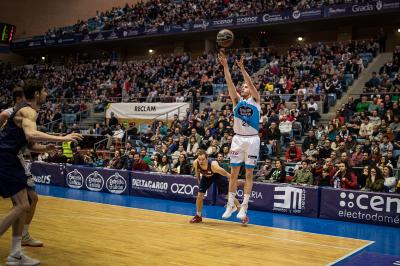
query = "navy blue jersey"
(197, 160, 223, 179)
(0, 102, 30, 152)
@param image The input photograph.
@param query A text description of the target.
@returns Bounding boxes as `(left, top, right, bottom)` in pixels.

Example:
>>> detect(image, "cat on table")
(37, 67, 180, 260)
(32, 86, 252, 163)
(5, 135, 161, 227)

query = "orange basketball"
(216, 29, 234, 48)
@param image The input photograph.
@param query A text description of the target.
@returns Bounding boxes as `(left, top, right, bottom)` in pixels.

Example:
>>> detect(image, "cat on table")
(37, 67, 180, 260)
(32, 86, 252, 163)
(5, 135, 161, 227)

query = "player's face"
(241, 83, 250, 97)
(198, 154, 207, 166)
(38, 87, 48, 104)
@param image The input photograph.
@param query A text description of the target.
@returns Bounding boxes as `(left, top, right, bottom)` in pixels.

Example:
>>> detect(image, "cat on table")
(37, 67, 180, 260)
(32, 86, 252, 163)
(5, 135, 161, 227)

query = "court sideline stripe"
(36, 195, 374, 252)
(37, 194, 374, 243)
(326, 241, 375, 266)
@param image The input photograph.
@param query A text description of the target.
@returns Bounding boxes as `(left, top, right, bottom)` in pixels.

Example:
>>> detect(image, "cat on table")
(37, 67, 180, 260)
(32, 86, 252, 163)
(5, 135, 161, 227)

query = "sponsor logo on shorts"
(230, 150, 239, 157)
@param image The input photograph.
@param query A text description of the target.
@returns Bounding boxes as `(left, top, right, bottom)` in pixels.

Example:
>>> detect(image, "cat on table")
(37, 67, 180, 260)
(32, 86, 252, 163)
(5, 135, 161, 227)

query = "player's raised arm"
(236, 55, 260, 104)
(211, 161, 231, 179)
(19, 107, 83, 143)
(218, 52, 240, 106)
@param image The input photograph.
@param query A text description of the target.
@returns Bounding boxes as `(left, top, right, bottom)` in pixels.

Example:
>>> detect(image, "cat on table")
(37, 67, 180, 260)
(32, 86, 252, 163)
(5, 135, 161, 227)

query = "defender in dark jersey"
(0, 80, 82, 266)
(190, 150, 245, 224)
(0, 88, 43, 247)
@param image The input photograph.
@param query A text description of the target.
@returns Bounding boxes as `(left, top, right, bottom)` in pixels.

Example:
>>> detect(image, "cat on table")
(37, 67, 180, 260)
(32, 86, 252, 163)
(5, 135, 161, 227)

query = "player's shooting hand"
(64, 133, 84, 143)
(235, 55, 245, 69)
(218, 52, 228, 68)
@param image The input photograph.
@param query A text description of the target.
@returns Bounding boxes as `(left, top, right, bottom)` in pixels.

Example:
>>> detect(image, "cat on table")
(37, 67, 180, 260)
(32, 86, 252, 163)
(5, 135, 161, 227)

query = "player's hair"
(23, 79, 44, 100)
(12, 87, 24, 102)
(197, 149, 208, 158)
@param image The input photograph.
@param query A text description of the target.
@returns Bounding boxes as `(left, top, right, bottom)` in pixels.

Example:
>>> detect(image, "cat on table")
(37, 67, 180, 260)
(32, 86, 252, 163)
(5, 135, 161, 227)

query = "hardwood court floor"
(0, 196, 372, 266)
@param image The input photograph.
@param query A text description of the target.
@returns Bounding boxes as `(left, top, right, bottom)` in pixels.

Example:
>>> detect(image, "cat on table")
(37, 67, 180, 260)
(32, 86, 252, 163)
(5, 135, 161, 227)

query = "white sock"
(196, 212, 202, 217)
(228, 192, 236, 206)
(242, 194, 250, 206)
(10, 236, 22, 257)
(22, 224, 29, 236)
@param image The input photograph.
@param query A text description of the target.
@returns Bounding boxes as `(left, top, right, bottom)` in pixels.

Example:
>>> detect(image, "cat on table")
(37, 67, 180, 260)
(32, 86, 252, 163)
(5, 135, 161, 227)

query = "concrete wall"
(0, 0, 143, 38)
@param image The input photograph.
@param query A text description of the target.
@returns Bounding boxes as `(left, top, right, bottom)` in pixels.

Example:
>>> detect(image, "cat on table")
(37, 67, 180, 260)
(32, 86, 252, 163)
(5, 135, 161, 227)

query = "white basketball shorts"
(229, 135, 260, 169)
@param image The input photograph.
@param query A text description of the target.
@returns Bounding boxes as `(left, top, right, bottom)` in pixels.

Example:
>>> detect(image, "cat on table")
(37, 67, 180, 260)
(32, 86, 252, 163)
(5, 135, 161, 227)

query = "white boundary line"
(326, 241, 375, 266)
(38, 194, 371, 242)
(37, 213, 355, 251)
(37, 194, 374, 253)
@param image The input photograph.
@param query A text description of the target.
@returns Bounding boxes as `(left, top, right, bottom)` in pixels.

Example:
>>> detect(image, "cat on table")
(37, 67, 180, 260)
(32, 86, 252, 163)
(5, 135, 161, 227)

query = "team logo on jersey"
(238, 106, 253, 117)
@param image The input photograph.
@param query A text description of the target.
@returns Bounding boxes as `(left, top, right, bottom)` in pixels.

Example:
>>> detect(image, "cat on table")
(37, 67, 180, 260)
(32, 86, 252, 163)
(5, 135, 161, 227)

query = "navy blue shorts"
(0, 151, 28, 198)
(199, 174, 228, 195)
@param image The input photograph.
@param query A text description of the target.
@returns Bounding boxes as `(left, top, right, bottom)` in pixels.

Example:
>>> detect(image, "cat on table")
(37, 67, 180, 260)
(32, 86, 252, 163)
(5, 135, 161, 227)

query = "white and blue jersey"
(230, 97, 261, 169)
(233, 97, 261, 136)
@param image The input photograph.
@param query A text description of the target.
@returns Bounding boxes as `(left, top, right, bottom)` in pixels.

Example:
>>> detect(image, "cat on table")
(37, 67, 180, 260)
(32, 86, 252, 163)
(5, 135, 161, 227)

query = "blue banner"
(130, 172, 214, 204)
(30, 162, 65, 187)
(320, 187, 400, 227)
(11, 1, 400, 50)
(28, 162, 400, 226)
(291, 8, 324, 21)
(65, 165, 130, 195)
(261, 12, 291, 24)
(215, 182, 320, 217)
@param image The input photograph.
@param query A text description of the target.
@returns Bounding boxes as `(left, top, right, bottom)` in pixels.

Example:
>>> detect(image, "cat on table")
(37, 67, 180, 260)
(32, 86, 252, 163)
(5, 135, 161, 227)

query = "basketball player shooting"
(218, 52, 261, 222)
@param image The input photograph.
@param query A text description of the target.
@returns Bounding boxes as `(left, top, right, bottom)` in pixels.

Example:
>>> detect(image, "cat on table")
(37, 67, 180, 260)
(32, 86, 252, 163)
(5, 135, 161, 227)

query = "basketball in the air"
(216, 29, 234, 48)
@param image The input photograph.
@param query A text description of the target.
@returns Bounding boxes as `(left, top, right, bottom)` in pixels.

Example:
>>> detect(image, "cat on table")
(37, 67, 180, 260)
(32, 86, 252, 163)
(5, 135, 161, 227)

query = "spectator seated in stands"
(72, 146, 85, 165)
(132, 153, 150, 172)
(107, 150, 124, 169)
(382, 165, 397, 193)
(266, 160, 286, 183)
(362, 166, 384, 192)
(255, 158, 273, 182)
(171, 154, 191, 175)
(285, 140, 302, 163)
(155, 154, 171, 174)
(291, 160, 314, 186)
(331, 162, 358, 190)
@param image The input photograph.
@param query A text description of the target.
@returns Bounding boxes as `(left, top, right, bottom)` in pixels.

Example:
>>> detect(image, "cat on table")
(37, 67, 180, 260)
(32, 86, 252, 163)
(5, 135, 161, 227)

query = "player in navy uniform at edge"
(190, 150, 245, 224)
(0, 88, 44, 248)
(218, 52, 261, 222)
(0, 80, 82, 266)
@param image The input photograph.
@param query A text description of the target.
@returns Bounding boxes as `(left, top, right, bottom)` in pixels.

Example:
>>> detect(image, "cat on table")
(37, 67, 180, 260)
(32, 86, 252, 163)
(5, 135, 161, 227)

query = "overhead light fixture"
(398, 28, 400, 33)
(297, 36, 303, 41)
(41, 56, 45, 60)
(148, 49, 154, 54)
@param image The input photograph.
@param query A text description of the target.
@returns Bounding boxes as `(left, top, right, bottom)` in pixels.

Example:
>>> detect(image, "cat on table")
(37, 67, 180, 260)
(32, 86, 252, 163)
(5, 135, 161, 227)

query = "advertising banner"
(261, 12, 291, 24)
(215, 182, 319, 217)
(11, 2, 400, 51)
(65, 165, 129, 195)
(105, 102, 190, 120)
(291, 8, 324, 20)
(130, 172, 213, 204)
(30, 162, 65, 187)
(320, 187, 400, 227)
